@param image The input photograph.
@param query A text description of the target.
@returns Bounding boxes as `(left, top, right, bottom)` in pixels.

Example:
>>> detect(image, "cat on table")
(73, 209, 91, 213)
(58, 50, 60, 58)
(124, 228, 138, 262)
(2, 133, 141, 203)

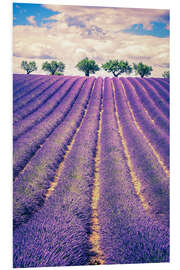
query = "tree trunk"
(113, 72, 118, 77)
(85, 70, 89, 76)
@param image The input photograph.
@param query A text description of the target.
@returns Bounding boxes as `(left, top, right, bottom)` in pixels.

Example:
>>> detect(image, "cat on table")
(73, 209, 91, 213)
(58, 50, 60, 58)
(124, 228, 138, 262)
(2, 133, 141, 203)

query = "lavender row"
(13, 78, 102, 267)
(13, 74, 41, 94)
(13, 74, 44, 88)
(113, 77, 169, 225)
(13, 74, 29, 90)
(13, 76, 74, 135)
(127, 78, 169, 135)
(98, 78, 169, 264)
(131, 78, 169, 119)
(13, 77, 95, 228)
(13, 75, 47, 101)
(13, 76, 76, 114)
(142, 78, 169, 105)
(120, 78, 169, 169)
(13, 77, 75, 139)
(150, 78, 169, 92)
(13, 76, 60, 113)
(13, 77, 87, 178)
(13, 76, 70, 124)
(13, 76, 50, 109)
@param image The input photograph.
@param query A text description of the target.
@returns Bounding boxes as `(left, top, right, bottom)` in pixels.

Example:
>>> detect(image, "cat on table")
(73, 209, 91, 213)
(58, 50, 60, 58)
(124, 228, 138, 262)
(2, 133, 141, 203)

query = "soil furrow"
(45, 80, 96, 199)
(111, 80, 150, 211)
(89, 80, 105, 265)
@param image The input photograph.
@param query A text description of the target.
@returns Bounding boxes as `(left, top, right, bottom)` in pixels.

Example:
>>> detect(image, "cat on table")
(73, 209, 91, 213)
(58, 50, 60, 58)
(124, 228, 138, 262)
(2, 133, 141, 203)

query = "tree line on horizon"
(21, 58, 170, 79)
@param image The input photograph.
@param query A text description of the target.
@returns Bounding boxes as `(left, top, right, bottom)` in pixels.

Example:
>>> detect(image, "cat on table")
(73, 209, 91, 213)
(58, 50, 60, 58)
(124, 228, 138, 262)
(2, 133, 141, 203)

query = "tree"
(76, 57, 100, 76)
(133, 62, 153, 78)
(162, 70, 170, 79)
(21, 61, 37, 74)
(101, 60, 132, 77)
(42, 60, 65, 75)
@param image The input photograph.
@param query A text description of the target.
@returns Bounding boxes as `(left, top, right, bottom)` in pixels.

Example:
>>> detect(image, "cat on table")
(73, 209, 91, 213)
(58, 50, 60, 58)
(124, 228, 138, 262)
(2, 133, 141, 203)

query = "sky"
(13, 3, 170, 77)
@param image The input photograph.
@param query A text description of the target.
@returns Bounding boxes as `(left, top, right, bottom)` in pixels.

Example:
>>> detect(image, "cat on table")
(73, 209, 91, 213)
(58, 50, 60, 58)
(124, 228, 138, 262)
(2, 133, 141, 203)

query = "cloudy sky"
(13, 3, 169, 77)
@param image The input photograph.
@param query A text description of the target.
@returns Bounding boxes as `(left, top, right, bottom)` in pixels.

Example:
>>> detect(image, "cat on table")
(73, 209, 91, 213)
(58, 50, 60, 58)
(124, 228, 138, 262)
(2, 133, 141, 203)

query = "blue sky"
(13, 3, 59, 26)
(13, 3, 170, 77)
(124, 22, 169, 38)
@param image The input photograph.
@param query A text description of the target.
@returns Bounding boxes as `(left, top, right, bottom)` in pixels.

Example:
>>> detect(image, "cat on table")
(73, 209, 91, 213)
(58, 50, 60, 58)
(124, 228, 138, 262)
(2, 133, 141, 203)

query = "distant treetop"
(75, 57, 100, 76)
(102, 60, 132, 77)
(21, 61, 38, 74)
(42, 60, 65, 75)
(133, 62, 153, 78)
(162, 70, 170, 79)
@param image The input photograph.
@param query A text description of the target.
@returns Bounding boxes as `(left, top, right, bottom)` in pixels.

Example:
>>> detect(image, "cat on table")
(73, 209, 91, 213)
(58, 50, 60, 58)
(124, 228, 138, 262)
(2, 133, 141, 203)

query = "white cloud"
(26, 16, 36, 26)
(43, 5, 169, 31)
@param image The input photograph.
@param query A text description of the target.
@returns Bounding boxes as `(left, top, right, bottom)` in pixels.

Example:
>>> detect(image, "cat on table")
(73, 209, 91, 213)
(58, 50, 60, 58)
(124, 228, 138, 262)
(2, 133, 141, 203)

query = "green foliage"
(133, 62, 153, 78)
(42, 60, 65, 75)
(162, 70, 170, 79)
(75, 57, 100, 76)
(102, 60, 132, 77)
(54, 72, 64, 76)
(21, 61, 38, 74)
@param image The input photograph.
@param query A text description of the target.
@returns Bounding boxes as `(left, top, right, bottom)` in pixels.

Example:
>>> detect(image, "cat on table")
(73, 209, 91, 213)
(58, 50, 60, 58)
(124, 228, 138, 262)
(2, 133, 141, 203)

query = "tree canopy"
(133, 62, 153, 78)
(162, 70, 170, 79)
(21, 61, 38, 74)
(42, 60, 65, 75)
(101, 60, 132, 77)
(75, 57, 100, 76)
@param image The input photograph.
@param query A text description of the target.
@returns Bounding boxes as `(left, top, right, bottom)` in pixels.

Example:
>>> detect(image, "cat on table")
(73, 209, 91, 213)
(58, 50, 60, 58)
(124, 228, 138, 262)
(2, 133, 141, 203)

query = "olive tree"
(76, 57, 100, 76)
(162, 71, 170, 79)
(133, 62, 153, 78)
(102, 60, 132, 77)
(42, 60, 65, 75)
(21, 61, 38, 74)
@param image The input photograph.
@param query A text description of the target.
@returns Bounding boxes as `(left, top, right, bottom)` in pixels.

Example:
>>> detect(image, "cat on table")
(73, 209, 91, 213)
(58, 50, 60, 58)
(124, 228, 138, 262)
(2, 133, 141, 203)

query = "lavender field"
(13, 74, 169, 267)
